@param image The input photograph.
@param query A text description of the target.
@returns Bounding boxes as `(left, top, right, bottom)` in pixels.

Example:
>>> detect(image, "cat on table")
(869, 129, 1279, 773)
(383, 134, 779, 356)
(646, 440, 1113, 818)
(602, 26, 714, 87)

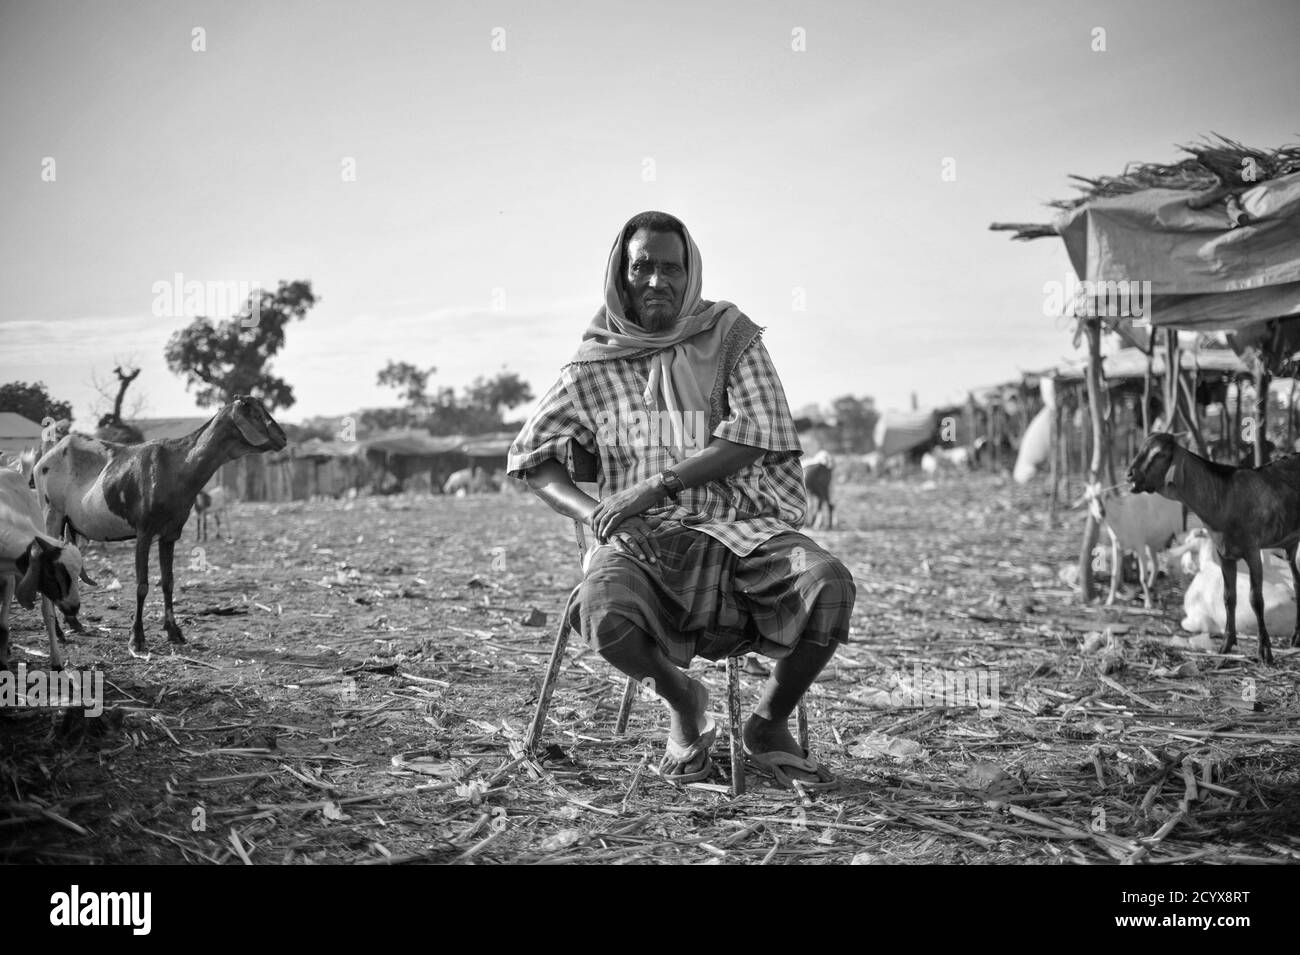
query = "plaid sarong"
(568, 522, 855, 667)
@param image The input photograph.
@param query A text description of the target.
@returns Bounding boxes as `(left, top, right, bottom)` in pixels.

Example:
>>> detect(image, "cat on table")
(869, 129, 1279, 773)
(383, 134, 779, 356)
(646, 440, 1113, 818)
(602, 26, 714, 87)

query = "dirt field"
(2, 474, 1298, 865)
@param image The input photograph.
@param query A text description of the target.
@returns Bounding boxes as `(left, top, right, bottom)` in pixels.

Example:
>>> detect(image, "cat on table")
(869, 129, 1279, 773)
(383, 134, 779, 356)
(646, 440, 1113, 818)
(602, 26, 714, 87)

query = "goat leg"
(40, 595, 64, 671)
(1244, 551, 1274, 666)
(131, 535, 151, 655)
(1220, 557, 1239, 657)
(158, 538, 185, 645)
(1288, 542, 1300, 649)
(0, 576, 12, 671)
(42, 503, 83, 634)
(1138, 547, 1152, 610)
(1105, 530, 1120, 606)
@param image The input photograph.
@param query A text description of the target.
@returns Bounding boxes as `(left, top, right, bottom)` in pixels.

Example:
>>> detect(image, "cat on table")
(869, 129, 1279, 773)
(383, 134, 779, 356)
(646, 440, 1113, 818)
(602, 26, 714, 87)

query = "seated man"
(507, 211, 856, 786)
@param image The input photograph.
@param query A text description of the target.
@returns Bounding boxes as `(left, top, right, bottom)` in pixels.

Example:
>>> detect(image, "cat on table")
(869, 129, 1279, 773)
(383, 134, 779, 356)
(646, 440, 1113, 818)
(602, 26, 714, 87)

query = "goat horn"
(79, 567, 100, 587)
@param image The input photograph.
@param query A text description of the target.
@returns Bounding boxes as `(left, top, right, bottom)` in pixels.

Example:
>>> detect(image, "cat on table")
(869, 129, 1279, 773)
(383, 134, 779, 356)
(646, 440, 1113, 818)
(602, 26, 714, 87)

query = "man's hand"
(590, 478, 665, 542)
(604, 514, 664, 564)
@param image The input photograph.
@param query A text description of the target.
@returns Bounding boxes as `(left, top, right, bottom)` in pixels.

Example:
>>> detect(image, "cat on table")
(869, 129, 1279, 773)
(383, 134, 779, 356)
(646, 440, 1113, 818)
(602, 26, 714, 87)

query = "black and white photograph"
(1, 0, 1298, 896)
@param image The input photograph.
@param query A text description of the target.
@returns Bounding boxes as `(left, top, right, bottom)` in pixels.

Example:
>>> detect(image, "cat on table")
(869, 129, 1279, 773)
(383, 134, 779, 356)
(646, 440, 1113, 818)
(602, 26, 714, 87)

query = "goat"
(0, 449, 37, 485)
(1172, 527, 1297, 637)
(39, 418, 71, 459)
(194, 485, 235, 541)
(0, 468, 95, 671)
(36, 396, 286, 656)
(802, 451, 834, 529)
(1128, 432, 1300, 664)
(1099, 492, 1186, 608)
(443, 466, 496, 496)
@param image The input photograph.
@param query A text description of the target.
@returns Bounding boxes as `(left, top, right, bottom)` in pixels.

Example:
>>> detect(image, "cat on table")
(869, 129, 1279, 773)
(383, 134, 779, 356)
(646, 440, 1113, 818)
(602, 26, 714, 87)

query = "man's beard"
(626, 296, 675, 332)
(633, 308, 675, 333)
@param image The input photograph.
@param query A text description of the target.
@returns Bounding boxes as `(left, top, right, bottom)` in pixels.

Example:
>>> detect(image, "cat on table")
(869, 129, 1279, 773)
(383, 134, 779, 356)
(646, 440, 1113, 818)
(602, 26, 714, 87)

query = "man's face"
(624, 229, 687, 332)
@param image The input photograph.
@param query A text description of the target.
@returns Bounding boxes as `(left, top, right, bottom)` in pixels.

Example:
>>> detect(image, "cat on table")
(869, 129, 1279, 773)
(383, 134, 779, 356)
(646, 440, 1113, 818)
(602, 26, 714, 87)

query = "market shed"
(993, 137, 1300, 600)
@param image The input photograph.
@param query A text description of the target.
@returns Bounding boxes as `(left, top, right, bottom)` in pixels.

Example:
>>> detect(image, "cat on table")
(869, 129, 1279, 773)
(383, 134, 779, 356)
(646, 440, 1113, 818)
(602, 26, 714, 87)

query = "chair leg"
(525, 614, 573, 753)
(727, 656, 745, 795)
(615, 675, 637, 734)
(796, 699, 809, 753)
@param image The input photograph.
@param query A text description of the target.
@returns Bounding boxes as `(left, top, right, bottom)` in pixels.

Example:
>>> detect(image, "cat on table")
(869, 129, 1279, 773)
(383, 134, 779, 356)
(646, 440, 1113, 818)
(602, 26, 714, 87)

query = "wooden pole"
(1062, 393, 1072, 502)
(985, 399, 996, 472)
(1079, 318, 1106, 603)
(1049, 389, 1061, 526)
(1289, 379, 1297, 453)
(1255, 360, 1270, 467)
(1233, 378, 1242, 462)
(965, 393, 976, 456)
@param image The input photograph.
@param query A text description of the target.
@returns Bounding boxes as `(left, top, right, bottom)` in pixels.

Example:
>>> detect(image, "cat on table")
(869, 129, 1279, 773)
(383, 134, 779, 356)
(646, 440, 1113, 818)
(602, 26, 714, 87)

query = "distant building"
(0, 411, 43, 455)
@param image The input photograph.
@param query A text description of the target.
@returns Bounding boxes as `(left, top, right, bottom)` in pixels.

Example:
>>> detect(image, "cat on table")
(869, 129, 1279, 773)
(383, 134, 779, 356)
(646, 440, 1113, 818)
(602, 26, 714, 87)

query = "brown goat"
(1128, 432, 1300, 664)
(36, 396, 286, 655)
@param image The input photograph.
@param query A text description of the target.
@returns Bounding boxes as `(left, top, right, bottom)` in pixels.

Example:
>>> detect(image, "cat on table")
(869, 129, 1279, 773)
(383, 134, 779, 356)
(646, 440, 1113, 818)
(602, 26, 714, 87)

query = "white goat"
(0, 449, 37, 484)
(0, 468, 94, 671)
(35, 395, 285, 655)
(1174, 528, 1297, 636)
(443, 467, 495, 496)
(194, 485, 236, 541)
(1100, 492, 1186, 608)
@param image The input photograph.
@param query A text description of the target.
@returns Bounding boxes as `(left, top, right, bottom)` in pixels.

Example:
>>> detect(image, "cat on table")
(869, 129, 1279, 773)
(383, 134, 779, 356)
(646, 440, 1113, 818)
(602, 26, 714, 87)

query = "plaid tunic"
(507, 334, 807, 556)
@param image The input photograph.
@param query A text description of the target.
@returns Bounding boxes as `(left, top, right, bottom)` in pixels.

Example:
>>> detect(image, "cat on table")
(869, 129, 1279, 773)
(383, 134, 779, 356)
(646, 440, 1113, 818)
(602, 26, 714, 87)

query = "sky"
(2, 0, 1298, 426)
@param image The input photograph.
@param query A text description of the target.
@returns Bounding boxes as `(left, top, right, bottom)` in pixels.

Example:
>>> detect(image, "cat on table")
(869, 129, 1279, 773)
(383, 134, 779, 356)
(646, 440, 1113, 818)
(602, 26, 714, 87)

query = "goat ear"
(79, 566, 99, 587)
(14, 541, 43, 610)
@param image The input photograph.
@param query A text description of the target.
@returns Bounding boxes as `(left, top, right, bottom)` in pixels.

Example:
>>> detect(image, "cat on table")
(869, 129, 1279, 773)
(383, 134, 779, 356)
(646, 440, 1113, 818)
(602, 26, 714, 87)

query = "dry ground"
(2, 474, 1298, 865)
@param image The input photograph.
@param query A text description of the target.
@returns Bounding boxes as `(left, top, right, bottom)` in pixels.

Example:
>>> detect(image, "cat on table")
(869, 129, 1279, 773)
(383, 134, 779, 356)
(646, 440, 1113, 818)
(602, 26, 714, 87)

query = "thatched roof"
(363, 431, 468, 458)
(296, 437, 364, 460)
(461, 433, 518, 458)
(991, 136, 1300, 240)
(1051, 346, 1249, 382)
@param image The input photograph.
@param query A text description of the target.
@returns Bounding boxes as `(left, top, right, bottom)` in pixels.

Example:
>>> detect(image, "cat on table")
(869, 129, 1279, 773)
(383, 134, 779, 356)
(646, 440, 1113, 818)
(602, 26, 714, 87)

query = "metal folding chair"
(523, 440, 809, 795)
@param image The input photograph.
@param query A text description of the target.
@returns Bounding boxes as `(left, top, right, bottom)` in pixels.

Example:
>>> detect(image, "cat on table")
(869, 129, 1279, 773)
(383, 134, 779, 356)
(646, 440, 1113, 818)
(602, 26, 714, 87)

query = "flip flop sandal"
(656, 720, 718, 785)
(742, 743, 838, 792)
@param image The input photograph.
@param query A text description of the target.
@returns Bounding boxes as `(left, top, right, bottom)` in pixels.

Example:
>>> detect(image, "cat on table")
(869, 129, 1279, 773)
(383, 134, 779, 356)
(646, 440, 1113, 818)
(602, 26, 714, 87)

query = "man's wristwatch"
(659, 468, 685, 500)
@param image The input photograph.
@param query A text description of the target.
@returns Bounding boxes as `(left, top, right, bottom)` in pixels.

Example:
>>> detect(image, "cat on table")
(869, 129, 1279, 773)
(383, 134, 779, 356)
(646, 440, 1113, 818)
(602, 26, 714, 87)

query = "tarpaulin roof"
(1056, 171, 1300, 331)
(873, 409, 935, 459)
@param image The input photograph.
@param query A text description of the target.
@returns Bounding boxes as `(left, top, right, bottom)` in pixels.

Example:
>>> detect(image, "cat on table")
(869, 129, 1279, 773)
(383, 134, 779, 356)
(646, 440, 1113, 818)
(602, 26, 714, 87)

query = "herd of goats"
(0, 396, 286, 669)
(0, 398, 1297, 708)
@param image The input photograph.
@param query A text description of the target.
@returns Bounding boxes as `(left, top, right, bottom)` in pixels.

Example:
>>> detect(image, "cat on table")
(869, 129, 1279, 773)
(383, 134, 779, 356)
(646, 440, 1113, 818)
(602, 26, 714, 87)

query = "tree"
(89, 364, 146, 443)
(164, 280, 317, 411)
(368, 363, 532, 435)
(464, 370, 533, 419)
(358, 406, 422, 432)
(377, 361, 436, 408)
(830, 394, 879, 453)
(0, 381, 72, 425)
